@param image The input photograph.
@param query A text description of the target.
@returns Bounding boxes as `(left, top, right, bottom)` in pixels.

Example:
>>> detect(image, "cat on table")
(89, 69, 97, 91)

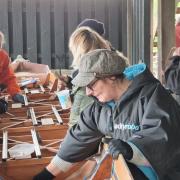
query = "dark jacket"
(58, 67, 180, 179)
(164, 55, 180, 95)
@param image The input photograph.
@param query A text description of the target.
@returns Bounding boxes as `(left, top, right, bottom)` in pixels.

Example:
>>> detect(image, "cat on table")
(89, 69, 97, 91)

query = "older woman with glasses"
(34, 49, 180, 180)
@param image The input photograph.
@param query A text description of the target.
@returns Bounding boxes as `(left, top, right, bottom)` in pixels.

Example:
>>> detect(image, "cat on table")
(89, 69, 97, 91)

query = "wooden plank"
(43, 73, 50, 87)
(113, 154, 134, 180)
(158, 0, 175, 82)
(54, 0, 66, 69)
(0, 157, 87, 180)
(51, 106, 63, 124)
(2, 125, 68, 139)
(24, 87, 29, 94)
(2, 131, 8, 161)
(49, 78, 58, 92)
(26, 0, 37, 62)
(91, 154, 113, 179)
(23, 94, 29, 106)
(0, 0, 9, 52)
(31, 129, 41, 158)
(11, 0, 23, 59)
(39, 85, 45, 93)
(39, 0, 51, 67)
(29, 107, 38, 126)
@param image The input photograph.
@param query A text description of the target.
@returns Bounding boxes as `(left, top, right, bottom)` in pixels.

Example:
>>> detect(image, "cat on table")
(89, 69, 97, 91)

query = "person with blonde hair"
(56, 18, 107, 89)
(69, 26, 110, 69)
(0, 31, 24, 103)
(67, 26, 112, 126)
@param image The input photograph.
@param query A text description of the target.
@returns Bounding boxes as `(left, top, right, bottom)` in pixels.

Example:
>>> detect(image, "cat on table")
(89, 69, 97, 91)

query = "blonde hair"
(69, 27, 111, 68)
(0, 31, 5, 48)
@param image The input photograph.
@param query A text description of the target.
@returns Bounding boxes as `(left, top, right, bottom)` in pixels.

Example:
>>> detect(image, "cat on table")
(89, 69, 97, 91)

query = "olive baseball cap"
(72, 49, 128, 87)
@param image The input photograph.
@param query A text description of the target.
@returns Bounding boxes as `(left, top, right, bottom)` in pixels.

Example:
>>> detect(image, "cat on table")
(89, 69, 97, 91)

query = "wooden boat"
(0, 65, 134, 179)
(0, 97, 70, 130)
(0, 130, 133, 180)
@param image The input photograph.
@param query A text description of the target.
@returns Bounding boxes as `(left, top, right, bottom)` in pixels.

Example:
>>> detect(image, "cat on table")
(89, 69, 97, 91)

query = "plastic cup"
(56, 90, 72, 109)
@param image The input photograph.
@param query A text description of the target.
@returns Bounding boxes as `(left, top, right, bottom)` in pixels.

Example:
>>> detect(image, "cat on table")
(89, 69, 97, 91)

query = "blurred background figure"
(0, 31, 24, 103)
(175, 15, 180, 47)
(56, 19, 111, 127)
(164, 47, 180, 105)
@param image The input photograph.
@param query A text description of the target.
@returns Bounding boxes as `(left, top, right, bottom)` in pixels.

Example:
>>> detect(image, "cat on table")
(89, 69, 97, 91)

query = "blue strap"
(123, 63, 146, 80)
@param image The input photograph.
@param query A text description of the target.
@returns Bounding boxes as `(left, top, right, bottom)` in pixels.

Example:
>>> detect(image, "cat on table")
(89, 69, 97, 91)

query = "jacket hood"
(119, 64, 160, 104)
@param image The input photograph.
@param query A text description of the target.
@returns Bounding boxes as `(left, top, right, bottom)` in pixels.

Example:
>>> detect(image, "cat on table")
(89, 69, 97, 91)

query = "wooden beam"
(39, 84, 45, 93)
(113, 154, 134, 180)
(2, 130, 8, 161)
(31, 128, 41, 158)
(158, 0, 175, 82)
(51, 106, 63, 124)
(50, 78, 58, 92)
(23, 94, 28, 106)
(29, 107, 38, 126)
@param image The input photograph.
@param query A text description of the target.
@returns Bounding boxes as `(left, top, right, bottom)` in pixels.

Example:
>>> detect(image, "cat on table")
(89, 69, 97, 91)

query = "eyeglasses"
(87, 78, 99, 91)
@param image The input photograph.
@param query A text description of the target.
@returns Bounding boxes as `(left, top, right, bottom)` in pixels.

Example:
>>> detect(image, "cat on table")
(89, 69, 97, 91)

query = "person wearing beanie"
(77, 18, 105, 36)
(67, 27, 111, 127)
(0, 31, 24, 104)
(56, 18, 106, 90)
(53, 21, 106, 127)
(34, 49, 180, 179)
(56, 20, 115, 127)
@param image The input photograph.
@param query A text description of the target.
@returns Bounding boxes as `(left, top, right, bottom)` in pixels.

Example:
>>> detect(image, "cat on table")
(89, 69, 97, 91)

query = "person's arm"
(55, 103, 104, 163)
(46, 163, 64, 176)
(34, 103, 104, 179)
(33, 157, 73, 180)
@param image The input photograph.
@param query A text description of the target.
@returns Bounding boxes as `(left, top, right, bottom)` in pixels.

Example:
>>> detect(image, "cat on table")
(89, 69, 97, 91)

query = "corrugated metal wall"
(0, 0, 150, 69)
(130, 0, 151, 67)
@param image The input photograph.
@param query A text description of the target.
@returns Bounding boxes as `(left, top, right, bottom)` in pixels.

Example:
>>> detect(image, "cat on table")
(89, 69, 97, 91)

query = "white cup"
(56, 90, 72, 109)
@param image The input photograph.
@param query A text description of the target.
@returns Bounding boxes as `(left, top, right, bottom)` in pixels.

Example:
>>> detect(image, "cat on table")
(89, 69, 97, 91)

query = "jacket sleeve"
(69, 87, 94, 127)
(0, 50, 21, 96)
(129, 84, 180, 178)
(164, 56, 180, 94)
(57, 103, 104, 163)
